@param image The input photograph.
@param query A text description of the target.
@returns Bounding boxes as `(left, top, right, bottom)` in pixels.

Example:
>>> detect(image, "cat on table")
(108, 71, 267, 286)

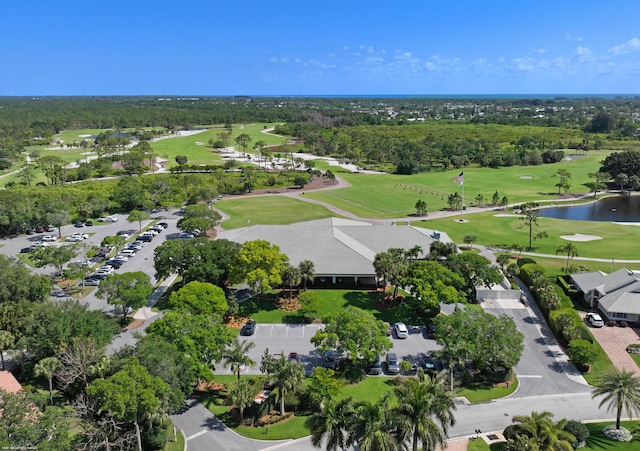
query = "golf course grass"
(216, 196, 340, 229)
(303, 150, 608, 219)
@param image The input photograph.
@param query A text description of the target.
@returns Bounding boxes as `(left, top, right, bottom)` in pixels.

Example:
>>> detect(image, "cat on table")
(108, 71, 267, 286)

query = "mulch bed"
(227, 315, 252, 329)
(276, 296, 301, 312)
(197, 381, 227, 392)
(123, 318, 145, 331)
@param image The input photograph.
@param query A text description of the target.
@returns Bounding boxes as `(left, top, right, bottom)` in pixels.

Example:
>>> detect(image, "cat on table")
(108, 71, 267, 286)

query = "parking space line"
(269, 325, 274, 338)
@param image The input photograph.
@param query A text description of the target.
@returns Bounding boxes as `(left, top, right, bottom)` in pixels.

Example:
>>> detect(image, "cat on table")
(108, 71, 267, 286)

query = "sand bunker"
(195, 141, 204, 145)
(520, 176, 533, 179)
(78, 134, 92, 138)
(560, 233, 603, 242)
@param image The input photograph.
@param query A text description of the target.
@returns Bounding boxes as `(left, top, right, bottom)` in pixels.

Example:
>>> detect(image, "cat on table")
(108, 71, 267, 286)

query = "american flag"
(453, 171, 464, 186)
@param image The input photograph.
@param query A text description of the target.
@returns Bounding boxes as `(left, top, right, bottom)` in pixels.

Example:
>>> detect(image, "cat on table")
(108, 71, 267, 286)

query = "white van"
(120, 249, 136, 256)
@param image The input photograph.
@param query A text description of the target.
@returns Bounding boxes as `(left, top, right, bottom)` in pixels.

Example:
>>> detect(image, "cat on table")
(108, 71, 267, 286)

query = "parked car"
(178, 232, 195, 239)
(113, 255, 129, 262)
(74, 221, 84, 228)
(149, 226, 164, 233)
(395, 322, 409, 339)
(116, 231, 130, 239)
(426, 323, 437, 338)
(367, 355, 383, 375)
(45, 225, 54, 232)
(35, 226, 45, 233)
(423, 357, 442, 373)
(322, 351, 340, 369)
(243, 320, 256, 336)
(288, 352, 299, 362)
(41, 235, 57, 242)
(157, 222, 169, 229)
(98, 265, 114, 273)
(385, 352, 400, 374)
(82, 278, 100, 286)
(586, 312, 605, 328)
(20, 246, 36, 253)
(99, 216, 119, 222)
(66, 235, 82, 242)
(105, 259, 123, 269)
(89, 272, 108, 280)
(119, 249, 136, 257)
(25, 228, 35, 235)
(138, 234, 153, 242)
(85, 220, 94, 226)
(402, 358, 418, 374)
(126, 243, 143, 251)
(72, 232, 89, 240)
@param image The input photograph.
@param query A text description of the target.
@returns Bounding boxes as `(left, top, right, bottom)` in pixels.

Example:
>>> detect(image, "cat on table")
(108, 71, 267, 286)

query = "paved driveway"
(579, 312, 640, 376)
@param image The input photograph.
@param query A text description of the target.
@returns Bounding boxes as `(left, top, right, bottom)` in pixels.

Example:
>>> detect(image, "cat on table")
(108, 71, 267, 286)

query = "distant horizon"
(2, 93, 639, 99)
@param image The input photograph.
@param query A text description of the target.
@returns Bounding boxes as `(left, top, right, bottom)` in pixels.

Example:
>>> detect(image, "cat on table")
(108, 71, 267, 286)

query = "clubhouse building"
(217, 218, 453, 287)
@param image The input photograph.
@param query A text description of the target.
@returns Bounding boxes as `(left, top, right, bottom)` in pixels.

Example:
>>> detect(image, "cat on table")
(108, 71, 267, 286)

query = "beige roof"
(218, 218, 452, 277)
(0, 370, 23, 394)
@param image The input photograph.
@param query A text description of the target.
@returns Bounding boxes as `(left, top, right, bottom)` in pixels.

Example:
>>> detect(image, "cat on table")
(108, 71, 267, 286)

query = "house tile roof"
(0, 370, 23, 393)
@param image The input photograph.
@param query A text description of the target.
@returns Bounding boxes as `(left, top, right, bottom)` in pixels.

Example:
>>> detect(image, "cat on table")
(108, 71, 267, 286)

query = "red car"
(288, 352, 299, 362)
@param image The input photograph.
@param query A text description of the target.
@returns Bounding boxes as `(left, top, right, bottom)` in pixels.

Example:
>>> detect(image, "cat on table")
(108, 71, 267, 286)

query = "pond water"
(541, 196, 640, 222)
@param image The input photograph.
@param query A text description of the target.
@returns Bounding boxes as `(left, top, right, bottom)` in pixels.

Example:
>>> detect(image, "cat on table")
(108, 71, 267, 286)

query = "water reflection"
(541, 196, 640, 222)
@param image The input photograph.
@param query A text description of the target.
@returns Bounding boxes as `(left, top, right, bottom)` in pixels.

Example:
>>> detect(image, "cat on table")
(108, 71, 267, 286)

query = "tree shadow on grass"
(342, 291, 417, 324)
(238, 294, 280, 317)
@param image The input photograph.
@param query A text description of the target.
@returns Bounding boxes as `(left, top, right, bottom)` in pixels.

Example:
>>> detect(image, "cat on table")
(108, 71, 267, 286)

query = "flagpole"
(461, 178, 464, 221)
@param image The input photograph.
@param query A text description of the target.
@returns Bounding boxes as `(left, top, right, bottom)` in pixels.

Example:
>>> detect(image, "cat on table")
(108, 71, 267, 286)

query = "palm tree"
(298, 260, 316, 291)
(406, 245, 423, 263)
(281, 265, 301, 301)
(229, 379, 255, 425)
(349, 394, 408, 451)
(0, 330, 15, 371)
(394, 370, 456, 451)
(593, 369, 640, 430)
(34, 356, 60, 403)
(222, 337, 256, 382)
(556, 243, 579, 272)
(306, 397, 355, 451)
(510, 411, 575, 451)
(267, 353, 305, 415)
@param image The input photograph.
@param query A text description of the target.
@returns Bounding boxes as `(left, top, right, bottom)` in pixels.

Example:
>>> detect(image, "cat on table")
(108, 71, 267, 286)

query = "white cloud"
(565, 34, 583, 42)
(608, 38, 640, 55)
(532, 48, 547, 54)
(574, 46, 592, 56)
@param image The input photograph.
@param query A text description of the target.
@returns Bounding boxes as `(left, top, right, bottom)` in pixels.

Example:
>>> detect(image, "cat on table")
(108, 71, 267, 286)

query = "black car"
(243, 320, 256, 336)
(74, 221, 84, 228)
(25, 228, 35, 235)
(105, 260, 123, 269)
(138, 234, 153, 242)
(158, 222, 169, 229)
(367, 355, 383, 375)
(35, 225, 45, 233)
(20, 246, 35, 253)
(85, 220, 94, 226)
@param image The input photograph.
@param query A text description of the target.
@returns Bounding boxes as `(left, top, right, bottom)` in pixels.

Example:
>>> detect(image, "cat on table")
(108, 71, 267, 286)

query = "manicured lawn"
(304, 152, 606, 219)
(238, 289, 420, 324)
(630, 353, 640, 368)
(164, 426, 185, 451)
(236, 416, 309, 440)
(466, 438, 492, 450)
(584, 421, 640, 450)
(335, 376, 399, 403)
(217, 196, 339, 230)
(419, 211, 640, 261)
(457, 376, 518, 403)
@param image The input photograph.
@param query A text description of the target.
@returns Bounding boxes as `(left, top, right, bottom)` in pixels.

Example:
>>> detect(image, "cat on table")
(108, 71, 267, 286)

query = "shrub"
(568, 339, 598, 366)
(517, 257, 537, 267)
(627, 344, 640, 354)
(502, 424, 520, 441)
(564, 420, 589, 444)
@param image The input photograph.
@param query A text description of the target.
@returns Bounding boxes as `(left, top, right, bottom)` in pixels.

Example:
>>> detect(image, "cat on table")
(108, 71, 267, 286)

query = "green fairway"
(304, 151, 607, 219)
(418, 211, 640, 261)
(216, 196, 339, 229)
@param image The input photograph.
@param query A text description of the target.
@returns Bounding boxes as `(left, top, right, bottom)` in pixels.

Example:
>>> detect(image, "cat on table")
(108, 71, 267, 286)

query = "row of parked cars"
(82, 222, 168, 286)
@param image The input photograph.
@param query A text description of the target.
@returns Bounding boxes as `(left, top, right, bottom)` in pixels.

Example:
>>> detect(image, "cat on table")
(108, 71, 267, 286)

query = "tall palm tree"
(281, 265, 301, 301)
(306, 397, 355, 451)
(229, 379, 255, 425)
(222, 337, 256, 382)
(267, 354, 305, 415)
(34, 356, 60, 403)
(0, 330, 15, 371)
(593, 369, 640, 430)
(511, 411, 575, 451)
(349, 394, 408, 451)
(394, 370, 456, 451)
(556, 243, 579, 272)
(298, 260, 316, 291)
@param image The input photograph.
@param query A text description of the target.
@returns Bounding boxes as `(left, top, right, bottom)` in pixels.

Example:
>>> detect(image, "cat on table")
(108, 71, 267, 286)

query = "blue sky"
(2, 0, 640, 95)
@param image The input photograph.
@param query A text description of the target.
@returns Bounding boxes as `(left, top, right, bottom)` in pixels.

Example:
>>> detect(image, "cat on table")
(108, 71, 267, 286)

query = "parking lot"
(224, 322, 442, 377)
(0, 212, 183, 312)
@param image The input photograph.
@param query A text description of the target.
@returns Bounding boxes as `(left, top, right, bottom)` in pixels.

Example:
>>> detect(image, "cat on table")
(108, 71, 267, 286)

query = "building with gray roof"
(217, 218, 452, 287)
(571, 268, 640, 322)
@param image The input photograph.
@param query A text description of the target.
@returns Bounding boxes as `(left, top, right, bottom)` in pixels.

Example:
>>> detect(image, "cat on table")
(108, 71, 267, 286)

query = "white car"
(41, 235, 57, 242)
(66, 235, 82, 242)
(586, 312, 605, 328)
(72, 233, 89, 240)
(395, 322, 409, 339)
(99, 216, 119, 223)
(98, 265, 114, 274)
(114, 255, 129, 261)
